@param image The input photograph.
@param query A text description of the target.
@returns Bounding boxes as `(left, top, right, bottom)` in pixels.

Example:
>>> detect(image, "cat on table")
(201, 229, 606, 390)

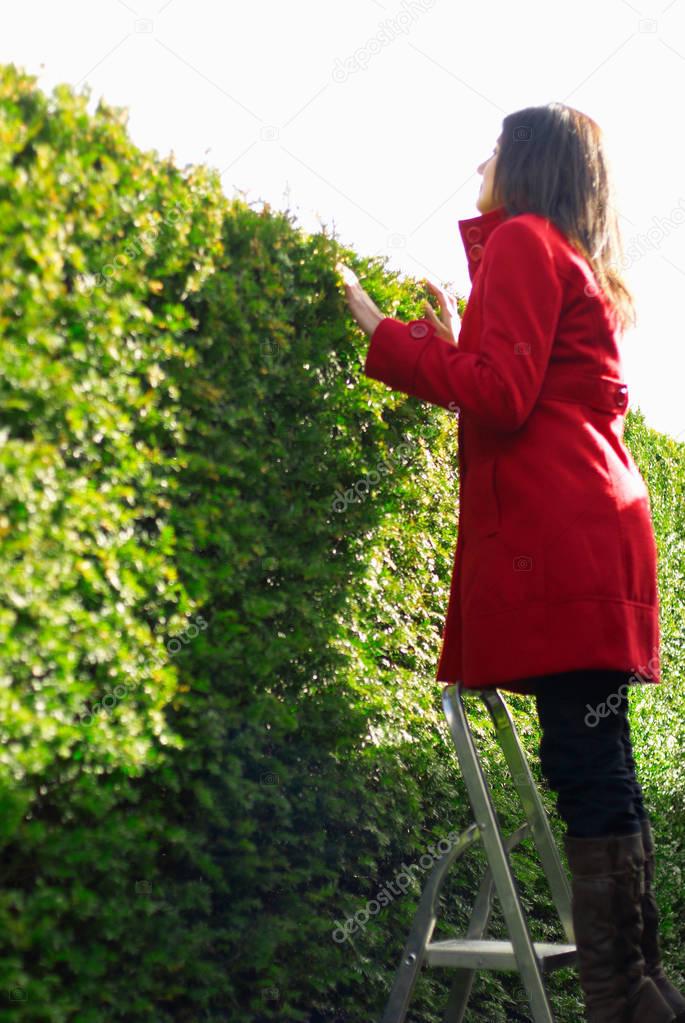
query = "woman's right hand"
(421, 279, 461, 347)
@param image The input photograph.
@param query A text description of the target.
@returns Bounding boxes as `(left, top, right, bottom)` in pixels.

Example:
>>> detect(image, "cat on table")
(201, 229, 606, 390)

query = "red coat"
(363, 204, 661, 693)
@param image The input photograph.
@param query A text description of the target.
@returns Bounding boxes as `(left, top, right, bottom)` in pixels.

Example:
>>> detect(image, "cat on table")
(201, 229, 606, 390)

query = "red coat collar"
(458, 204, 510, 283)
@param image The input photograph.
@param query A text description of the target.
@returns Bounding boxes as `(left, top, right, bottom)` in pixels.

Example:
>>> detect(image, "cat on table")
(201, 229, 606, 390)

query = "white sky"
(4, 0, 685, 442)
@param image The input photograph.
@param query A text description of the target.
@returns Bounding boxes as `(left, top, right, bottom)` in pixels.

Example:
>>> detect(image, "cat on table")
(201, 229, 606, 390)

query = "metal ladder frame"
(380, 682, 577, 1023)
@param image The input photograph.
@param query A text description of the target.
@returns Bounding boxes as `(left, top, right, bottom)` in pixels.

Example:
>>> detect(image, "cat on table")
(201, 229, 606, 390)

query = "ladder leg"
(380, 823, 480, 1023)
(443, 823, 529, 1023)
(442, 855, 493, 1023)
(481, 689, 575, 945)
(442, 684, 556, 1023)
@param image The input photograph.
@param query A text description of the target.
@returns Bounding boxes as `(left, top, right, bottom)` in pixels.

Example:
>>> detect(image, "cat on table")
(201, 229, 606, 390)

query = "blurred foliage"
(0, 62, 683, 1023)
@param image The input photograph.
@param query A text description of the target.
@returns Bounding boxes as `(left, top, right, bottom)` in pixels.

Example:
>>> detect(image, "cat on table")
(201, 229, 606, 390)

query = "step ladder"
(380, 682, 577, 1023)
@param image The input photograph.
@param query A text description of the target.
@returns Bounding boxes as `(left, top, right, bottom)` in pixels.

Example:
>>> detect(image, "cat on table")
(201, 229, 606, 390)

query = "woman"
(337, 102, 684, 1023)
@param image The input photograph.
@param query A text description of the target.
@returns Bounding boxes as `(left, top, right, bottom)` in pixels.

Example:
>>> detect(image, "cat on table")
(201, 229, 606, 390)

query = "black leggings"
(532, 669, 648, 838)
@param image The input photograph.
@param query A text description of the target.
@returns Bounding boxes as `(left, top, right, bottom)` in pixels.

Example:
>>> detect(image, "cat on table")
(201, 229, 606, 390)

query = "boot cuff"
(564, 831, 645, 877)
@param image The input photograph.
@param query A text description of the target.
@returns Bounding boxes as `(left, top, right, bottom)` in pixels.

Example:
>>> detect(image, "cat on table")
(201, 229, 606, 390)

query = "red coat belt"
(538, 369, 629, 415)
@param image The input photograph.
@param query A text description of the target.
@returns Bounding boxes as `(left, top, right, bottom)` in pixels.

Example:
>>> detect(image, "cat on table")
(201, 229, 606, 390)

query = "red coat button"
(469, 244, 484, 261)
(409, 321, 430, 339)
(465, 227, 481, 242)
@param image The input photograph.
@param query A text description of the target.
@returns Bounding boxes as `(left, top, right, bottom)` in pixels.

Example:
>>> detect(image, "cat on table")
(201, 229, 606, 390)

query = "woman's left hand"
(336, 262, 385, 337)
(421, 279, 461, 347)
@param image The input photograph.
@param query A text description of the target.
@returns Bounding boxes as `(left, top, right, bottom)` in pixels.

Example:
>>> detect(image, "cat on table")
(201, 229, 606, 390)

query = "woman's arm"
(338, 266, 460, 345)
(361, 219, 564, 433)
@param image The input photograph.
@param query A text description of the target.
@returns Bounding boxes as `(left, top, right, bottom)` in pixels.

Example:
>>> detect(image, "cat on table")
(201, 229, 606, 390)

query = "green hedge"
(0, 62, 683, 1023)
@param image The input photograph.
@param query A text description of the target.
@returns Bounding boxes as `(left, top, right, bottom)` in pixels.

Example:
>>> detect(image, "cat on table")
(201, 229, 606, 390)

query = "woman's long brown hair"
(492, 102, 637, 335)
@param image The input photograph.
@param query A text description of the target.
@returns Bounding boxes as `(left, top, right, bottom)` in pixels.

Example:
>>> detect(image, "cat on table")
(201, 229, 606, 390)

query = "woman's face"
(476, 135, 501, 213)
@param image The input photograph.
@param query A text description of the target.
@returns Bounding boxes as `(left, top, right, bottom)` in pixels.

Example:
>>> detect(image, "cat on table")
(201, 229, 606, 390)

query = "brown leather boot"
(564, 831, 676, 1022)
(639, 819, 685, 1021)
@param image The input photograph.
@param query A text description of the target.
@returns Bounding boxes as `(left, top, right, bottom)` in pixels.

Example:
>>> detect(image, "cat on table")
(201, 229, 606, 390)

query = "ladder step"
(425, 939, 577, 972)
